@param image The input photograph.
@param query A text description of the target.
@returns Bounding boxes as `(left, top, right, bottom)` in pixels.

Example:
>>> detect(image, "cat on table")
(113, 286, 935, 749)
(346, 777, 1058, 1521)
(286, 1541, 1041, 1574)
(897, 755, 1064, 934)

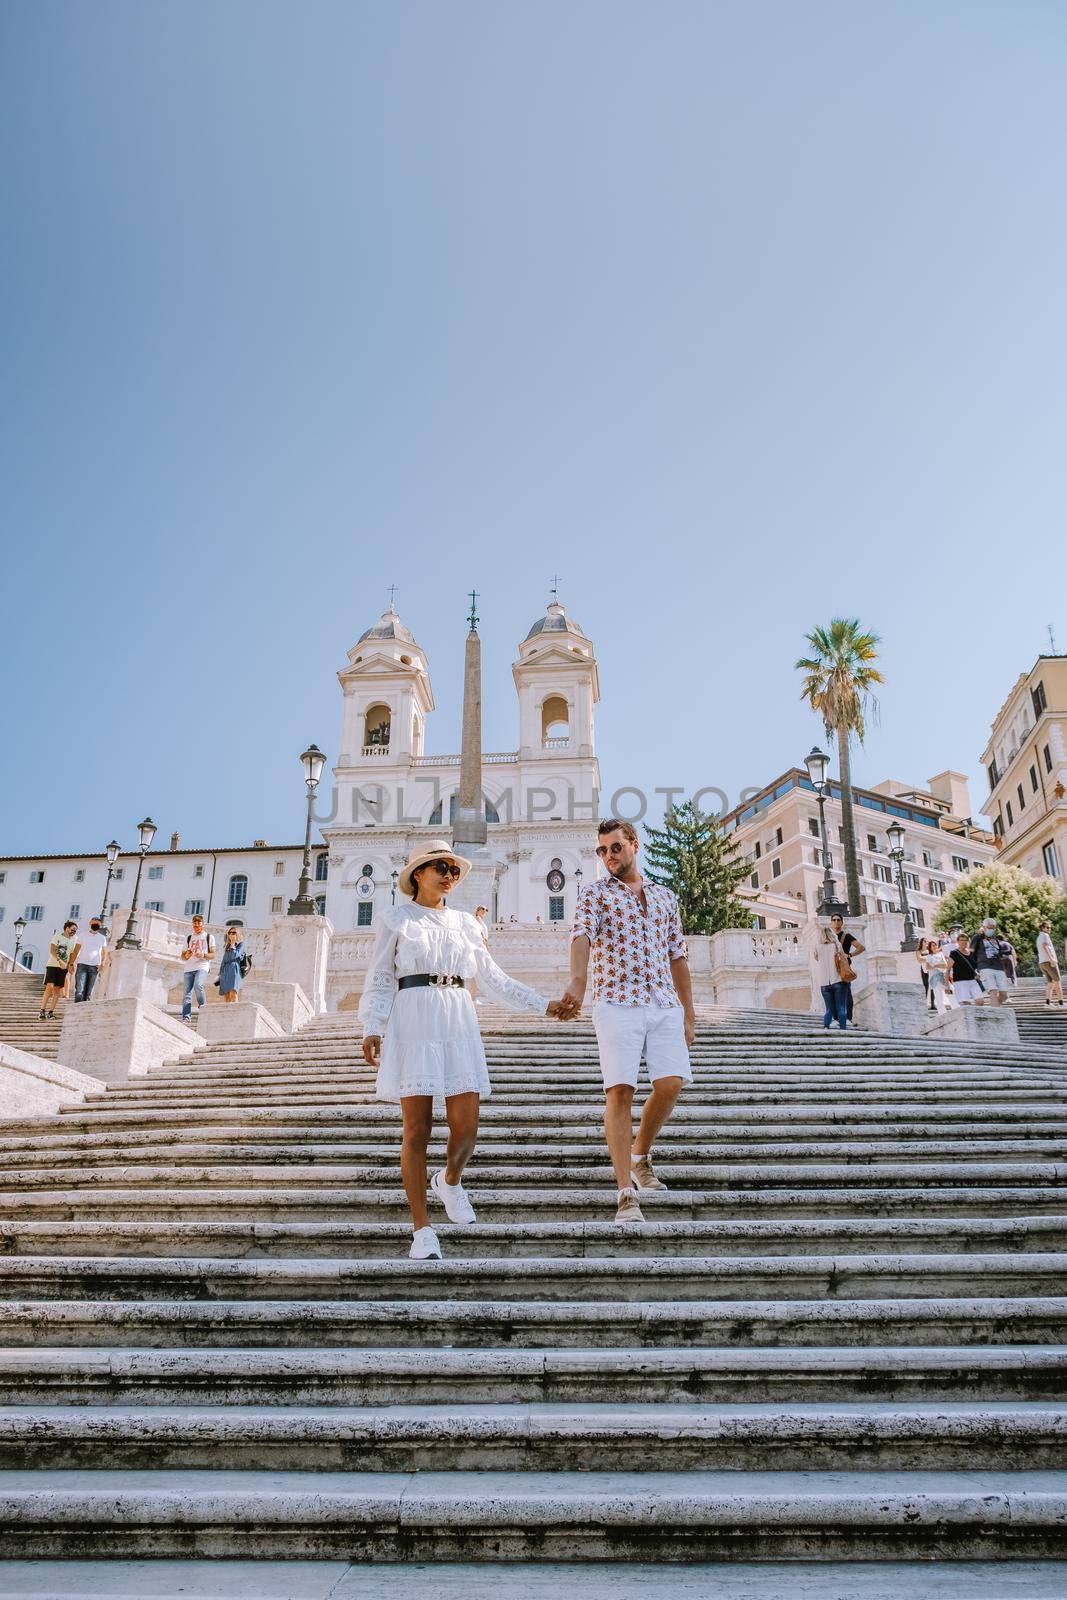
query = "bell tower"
(513, 598, 599, 761)
(336, 603, 434, 772)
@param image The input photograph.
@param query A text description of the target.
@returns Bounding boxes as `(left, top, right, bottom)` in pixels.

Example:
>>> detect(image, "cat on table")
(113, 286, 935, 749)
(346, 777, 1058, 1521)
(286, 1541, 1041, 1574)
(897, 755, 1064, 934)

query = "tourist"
(1036, 920, 1064, 1007)
(921, 937, 949, 1014)
(947, 934, 983, 1006)
(474, 907, 490, 948)
(813, 923, 849, 1031)
(181, 913, 216, 1024)
(563, 818, 695, 1225)
(41, 920, 78, 1019)
(829, 912, 864, 1024)
(73, 915, 108, 1002)
(968, 918, 1012, 1006)
(360, 840, 575, 1260)
(218, 926, 247, 1004)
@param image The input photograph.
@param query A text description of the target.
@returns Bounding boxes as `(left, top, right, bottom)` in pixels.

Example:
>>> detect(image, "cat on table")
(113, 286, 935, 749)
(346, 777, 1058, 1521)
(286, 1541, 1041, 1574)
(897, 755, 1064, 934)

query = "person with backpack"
(946, 933, 984, 1006)
(968, 918, 1012, 1006)
(180, 913, 216, 1023)
(218, 925, 250, 1002)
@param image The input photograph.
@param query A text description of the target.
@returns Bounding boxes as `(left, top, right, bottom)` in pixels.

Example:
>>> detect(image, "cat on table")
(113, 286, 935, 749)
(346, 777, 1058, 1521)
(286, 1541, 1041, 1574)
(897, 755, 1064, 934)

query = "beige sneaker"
(631, 1154, 667, 1191)
(614, 1188, 645, 1224)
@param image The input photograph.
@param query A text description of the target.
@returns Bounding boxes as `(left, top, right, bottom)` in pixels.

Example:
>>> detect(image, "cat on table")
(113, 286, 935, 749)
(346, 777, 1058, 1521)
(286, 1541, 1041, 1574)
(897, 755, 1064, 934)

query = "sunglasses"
(429, 860, 462, 879)
(595, 842, 628, 857)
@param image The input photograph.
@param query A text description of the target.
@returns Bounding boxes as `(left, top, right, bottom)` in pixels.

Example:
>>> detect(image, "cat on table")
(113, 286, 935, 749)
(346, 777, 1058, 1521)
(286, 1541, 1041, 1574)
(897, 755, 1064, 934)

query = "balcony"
(542, 737, 571, 751)
(361, 745, 391, 758)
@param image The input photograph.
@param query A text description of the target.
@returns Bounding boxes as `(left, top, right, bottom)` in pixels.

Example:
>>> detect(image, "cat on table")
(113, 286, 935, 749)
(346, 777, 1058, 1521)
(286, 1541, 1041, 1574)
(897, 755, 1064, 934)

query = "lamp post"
(117, 817, 157, 950)
(390, 869, 399, 906)
(288, 743, 327, 915)
(11, 915, 26, 972)
(98, 840, 121, 928)
(804, 747, 847, 918)
(886, 818, 919, 951)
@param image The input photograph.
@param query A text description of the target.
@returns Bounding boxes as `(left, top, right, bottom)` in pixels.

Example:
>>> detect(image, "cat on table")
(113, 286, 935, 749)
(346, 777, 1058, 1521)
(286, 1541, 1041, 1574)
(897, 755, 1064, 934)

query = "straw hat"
(398, 839, 472, 899)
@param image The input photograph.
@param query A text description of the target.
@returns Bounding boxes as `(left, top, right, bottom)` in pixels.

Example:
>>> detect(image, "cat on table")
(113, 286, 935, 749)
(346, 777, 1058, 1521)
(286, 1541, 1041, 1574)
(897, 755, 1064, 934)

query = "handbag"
(833, 935, 857, 983)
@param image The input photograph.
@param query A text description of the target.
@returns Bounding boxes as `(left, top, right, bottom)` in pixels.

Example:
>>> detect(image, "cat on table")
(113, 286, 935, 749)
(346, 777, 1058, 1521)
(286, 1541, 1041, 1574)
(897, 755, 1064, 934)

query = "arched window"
(363, 703, 391, 752)
(225, 918, 244, 928)
(429, 794, 500, 825)
(227, 874, 248, 908)
(315, 853, 329, 882)
(541, 695, 570, 745)
(314, 894, 327, 916)
(18, 950, 33, 970)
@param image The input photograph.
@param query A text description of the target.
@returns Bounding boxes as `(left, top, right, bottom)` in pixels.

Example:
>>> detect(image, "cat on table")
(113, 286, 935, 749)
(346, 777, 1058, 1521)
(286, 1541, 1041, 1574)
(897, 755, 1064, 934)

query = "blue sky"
(2, 1, 1065, 856)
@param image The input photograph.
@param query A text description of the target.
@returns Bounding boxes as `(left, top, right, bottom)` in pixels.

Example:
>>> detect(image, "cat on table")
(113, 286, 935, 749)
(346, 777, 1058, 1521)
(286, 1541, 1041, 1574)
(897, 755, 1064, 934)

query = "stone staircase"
(0, 1010, 1065, 1584)
(0, 971, 63, 1061)
(1011, 978, 1067, 1055)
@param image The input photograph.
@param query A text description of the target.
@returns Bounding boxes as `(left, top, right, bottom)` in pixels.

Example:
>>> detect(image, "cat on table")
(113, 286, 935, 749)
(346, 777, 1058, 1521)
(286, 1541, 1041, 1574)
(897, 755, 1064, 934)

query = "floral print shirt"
(571, 877, 687, 1006)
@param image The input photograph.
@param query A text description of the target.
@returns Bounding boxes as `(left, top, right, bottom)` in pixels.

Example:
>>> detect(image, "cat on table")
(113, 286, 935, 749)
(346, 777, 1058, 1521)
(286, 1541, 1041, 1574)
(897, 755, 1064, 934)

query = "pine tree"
(643, 802, 753, 935)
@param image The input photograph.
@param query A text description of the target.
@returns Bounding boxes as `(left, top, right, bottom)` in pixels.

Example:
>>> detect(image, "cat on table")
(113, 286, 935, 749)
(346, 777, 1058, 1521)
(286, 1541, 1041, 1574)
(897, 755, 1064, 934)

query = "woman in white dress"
(360, 840, 573, 1259)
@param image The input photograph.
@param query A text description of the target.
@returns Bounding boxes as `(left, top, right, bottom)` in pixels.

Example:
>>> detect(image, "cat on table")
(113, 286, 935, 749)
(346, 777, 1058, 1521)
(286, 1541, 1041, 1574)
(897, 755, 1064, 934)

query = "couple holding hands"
(360, 821, 695, 1258)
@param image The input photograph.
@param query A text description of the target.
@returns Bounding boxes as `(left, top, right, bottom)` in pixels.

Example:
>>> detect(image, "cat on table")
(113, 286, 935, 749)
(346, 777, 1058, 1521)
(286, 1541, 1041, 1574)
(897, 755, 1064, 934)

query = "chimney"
(170, 832, 180, 852)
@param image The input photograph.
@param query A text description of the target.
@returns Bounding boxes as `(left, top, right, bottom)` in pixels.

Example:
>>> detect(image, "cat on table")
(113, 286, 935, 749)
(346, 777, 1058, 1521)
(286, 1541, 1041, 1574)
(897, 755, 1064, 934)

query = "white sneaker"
(431, 1169, 477, 1225)
(409, 1226, 442, 1260)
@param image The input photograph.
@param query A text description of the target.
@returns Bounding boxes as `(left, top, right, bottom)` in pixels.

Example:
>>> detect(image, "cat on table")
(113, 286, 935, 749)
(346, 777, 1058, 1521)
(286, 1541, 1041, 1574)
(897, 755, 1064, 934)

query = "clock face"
(546, 868, 565, 893)
(356, 877, 374, 897)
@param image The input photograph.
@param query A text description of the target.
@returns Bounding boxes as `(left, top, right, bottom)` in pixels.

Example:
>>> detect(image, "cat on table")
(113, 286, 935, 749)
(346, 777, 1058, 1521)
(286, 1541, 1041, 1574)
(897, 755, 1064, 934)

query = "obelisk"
(452, 591, 488, 851)
(451, 592, 493, 913)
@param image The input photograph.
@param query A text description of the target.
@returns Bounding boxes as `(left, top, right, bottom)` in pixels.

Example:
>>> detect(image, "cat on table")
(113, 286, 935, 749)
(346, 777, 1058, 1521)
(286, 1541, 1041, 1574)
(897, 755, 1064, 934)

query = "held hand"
(561, 983, 585, 1019)
(547, 996, 579, 1021)
(362, 1035, 382, 1066)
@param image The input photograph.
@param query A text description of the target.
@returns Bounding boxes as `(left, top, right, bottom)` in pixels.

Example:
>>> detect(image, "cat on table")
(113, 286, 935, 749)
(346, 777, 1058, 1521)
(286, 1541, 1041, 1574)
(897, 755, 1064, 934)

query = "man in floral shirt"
(565, 818, 695, 1223)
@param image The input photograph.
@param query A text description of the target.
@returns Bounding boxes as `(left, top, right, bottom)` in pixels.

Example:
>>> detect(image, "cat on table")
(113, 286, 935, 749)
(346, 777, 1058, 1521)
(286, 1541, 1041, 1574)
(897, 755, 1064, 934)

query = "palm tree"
(796, 619, 884, 916)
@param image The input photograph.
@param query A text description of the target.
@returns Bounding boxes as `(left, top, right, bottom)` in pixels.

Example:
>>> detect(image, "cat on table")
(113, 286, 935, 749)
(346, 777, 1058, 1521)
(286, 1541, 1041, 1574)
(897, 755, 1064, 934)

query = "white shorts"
(952, 979, 983, 1005)
(979, 968, 1011, 992)
(592, 1001, 693, 1091)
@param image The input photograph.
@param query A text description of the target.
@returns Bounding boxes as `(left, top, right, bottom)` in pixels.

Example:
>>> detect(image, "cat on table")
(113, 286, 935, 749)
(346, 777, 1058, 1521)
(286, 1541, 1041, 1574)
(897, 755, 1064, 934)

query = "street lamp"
(11, 915, 26, 972)
(288, 743, 327, 915)
(98, 839, 121, 928)
(390, 868, 399, 906)
(803, 747, 846, 918)
(885, 818, 919, 951)
(117, 817, 157, 950)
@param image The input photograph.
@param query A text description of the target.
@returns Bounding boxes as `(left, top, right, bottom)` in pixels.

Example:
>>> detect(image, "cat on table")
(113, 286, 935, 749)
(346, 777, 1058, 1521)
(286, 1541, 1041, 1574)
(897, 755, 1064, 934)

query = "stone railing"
(361, 745, 391, 758)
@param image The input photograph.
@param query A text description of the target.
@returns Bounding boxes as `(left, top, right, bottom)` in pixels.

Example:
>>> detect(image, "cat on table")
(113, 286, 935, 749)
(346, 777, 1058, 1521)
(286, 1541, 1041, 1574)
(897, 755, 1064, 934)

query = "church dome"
(357, 605, 415, 646)
(524, 601, 587, 641)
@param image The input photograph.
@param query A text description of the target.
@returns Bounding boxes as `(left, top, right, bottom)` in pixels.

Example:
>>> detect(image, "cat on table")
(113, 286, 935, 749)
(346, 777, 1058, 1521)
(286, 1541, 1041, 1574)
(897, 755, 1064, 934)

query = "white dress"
(358, 902, 549, 1103)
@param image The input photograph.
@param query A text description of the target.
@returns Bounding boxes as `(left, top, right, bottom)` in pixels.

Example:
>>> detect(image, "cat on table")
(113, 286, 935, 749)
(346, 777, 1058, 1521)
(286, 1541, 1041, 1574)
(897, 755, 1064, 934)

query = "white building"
(0, 597, 603, 970)
(0, 839, 316, 973)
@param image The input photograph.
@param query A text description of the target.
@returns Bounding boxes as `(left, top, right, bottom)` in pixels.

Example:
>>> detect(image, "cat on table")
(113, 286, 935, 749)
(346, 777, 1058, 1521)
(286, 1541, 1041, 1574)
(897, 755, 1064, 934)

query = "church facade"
(322, 598, 602, 930)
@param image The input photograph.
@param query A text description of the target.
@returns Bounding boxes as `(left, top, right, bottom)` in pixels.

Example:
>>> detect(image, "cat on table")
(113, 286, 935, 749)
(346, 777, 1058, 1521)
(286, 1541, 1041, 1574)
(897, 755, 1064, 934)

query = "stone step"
(5, 1343, 1064, 1406)
(1, 1556, 1063, 1599)
(4, 1401, 1067, 1473)
(8, 1119, 1067, 1161)
(4, 1140, 1066, 1182)
(4, 1159, 1063, 1194)
(9, 1101, 1066, 1139)
(4, 1252, 1064, 1304)
(2, 1184, 1061, 1222)
(1, 1468, 1063, 1559)
(5, 1215, 1064, 1259)
(2, 1295, 1063, 1350)
(84, 1084, 1067, 1111)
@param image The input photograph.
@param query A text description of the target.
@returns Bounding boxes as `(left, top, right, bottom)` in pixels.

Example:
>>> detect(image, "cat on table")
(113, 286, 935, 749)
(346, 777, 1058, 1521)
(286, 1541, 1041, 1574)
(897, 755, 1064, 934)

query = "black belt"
(398, 973, 466, 991)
